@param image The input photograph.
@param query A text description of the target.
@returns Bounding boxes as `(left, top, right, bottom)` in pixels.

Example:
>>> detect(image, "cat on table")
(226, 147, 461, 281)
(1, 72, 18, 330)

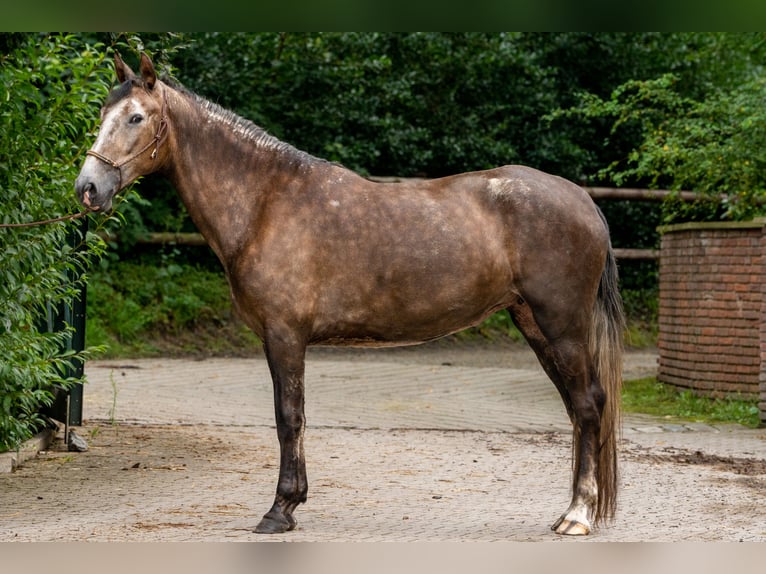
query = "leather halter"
(86, 88, 169, 186)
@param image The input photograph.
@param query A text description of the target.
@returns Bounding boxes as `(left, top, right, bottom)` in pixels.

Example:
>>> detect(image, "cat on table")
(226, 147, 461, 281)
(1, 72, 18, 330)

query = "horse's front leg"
(254, 329, 308, 534)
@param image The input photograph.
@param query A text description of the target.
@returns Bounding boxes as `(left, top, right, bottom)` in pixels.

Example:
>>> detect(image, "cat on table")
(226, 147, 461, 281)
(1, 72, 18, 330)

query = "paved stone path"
(1, 345, 765, 541)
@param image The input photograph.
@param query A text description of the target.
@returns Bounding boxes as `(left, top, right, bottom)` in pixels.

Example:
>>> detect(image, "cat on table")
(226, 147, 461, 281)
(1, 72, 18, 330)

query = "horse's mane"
(162, 76, 325, 168)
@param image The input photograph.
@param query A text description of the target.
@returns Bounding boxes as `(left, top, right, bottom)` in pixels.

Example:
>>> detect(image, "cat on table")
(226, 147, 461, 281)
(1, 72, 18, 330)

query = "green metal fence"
(42, 217, 88, 428)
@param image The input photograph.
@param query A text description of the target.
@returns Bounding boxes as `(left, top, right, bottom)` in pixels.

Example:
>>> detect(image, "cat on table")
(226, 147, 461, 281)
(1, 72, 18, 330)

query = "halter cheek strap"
(86, 89, 169, 183)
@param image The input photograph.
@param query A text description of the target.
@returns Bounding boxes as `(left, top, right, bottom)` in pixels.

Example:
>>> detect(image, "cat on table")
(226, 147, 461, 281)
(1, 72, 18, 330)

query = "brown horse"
(75, 52, 624, 536)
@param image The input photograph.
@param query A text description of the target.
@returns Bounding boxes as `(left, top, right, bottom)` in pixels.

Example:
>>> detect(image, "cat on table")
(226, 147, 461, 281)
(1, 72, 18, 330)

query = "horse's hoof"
(551, 515, 591, 536)
(253, 510, 296, 534)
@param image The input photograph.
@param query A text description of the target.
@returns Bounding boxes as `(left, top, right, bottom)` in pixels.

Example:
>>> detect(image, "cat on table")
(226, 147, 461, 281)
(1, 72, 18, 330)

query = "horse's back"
(468, 165, 601, 223)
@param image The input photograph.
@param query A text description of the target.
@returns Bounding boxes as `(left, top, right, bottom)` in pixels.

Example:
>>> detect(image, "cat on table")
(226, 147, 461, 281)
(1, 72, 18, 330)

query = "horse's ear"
(139, 52, 157, 91)
(114, 52, 136, 84)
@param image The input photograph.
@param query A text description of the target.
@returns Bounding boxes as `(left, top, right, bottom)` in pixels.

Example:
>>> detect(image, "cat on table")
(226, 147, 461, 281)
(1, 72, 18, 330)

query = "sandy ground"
(1, 341, 765, 542)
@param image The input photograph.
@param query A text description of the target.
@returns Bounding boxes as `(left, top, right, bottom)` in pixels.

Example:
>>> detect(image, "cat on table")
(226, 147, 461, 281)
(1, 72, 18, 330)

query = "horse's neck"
(163, 88, 297, 267)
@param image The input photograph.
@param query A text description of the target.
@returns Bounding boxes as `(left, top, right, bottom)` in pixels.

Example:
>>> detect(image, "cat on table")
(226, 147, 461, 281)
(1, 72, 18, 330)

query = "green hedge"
(0, 34, 111, 451)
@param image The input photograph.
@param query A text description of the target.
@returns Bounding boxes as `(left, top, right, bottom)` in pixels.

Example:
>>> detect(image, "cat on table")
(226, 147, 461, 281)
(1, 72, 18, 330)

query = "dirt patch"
(133, 521, 196, 530)
(621, 441, 766, 477)
(644, 447, 766, 476)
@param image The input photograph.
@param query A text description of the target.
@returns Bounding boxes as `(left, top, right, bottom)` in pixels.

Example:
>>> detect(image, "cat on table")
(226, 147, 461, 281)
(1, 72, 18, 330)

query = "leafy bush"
(555, 33, 766, 223)
(86, 260, 233, 345)
(0, 34, 111, 451)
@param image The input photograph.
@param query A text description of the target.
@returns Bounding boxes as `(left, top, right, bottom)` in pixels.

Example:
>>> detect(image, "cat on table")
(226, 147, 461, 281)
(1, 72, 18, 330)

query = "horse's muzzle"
(75, 180, 101, 211)
(74, 174, 116, 212)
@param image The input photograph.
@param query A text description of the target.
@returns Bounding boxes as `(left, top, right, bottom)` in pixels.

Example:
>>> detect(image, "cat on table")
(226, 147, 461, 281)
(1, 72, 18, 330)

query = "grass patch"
(458, 310, 526, 343)
(621, 286, 658, 348)
(86, 260, 262, 358)
(622, 377, 761, 428)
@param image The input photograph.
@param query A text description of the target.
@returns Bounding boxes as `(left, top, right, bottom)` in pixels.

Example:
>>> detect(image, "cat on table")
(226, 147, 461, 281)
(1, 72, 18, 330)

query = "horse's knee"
(276, 408, 305, 439)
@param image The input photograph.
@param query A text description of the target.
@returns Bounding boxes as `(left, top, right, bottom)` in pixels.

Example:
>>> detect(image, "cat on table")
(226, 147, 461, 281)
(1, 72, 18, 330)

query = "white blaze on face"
(79, 97, 150, 188)
(76, 96, 153, 211)
(92, 97, 150, 160)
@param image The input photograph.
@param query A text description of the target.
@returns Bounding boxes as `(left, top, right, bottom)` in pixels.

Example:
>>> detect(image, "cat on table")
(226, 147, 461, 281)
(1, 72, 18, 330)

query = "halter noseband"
(86, 89, 169, 186)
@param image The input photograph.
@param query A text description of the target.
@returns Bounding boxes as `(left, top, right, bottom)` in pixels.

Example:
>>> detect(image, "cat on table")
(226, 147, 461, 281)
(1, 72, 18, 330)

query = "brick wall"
(761, 228, 766, 426)
(658, 221, 766, 426)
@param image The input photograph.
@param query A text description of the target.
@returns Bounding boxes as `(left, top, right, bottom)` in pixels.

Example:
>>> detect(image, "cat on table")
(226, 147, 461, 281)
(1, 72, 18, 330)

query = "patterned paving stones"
(1, 344, 764, 541)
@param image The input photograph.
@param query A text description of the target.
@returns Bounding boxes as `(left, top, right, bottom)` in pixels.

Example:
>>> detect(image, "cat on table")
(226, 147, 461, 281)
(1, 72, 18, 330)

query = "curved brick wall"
(658, 220, 766, 425)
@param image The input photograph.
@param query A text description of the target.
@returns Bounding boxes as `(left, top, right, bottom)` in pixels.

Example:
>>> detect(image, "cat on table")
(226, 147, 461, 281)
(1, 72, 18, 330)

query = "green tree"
(0, 33, 111, 451)
(553, 33, 766, 223)
(172, 33, 554, 177)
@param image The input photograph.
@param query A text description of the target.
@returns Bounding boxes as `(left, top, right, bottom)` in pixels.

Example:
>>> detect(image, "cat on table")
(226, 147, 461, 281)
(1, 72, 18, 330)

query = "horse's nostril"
(81, 182, 96, 207)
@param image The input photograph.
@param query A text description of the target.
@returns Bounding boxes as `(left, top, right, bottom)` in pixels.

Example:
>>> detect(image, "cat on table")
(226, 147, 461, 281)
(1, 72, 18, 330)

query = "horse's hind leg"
(547, 341, 605, 536)
(508, 300, 605, 535)
(254, 326, 309, 534)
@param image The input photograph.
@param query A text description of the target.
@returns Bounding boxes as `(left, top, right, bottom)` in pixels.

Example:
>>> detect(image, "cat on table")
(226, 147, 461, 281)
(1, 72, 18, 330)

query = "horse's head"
(75, 52, 168, 212)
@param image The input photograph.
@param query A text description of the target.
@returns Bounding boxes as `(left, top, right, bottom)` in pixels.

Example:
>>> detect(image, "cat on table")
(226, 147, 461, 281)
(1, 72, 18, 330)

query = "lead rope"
(0, 209, 94, 228)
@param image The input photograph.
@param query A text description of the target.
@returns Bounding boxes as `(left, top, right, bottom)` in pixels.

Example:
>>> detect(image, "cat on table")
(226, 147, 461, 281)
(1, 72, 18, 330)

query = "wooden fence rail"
(583, 187, 696, 202)
(369, 177, 695, 203)
(116, 182, 688, 261)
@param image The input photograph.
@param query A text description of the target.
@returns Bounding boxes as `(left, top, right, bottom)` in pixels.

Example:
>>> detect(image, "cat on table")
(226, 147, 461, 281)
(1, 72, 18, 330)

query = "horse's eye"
(129, 114, 143, 125)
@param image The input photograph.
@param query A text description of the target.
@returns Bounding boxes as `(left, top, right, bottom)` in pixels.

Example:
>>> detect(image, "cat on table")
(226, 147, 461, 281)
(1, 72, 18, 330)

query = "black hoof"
(253, 510, 296, 534)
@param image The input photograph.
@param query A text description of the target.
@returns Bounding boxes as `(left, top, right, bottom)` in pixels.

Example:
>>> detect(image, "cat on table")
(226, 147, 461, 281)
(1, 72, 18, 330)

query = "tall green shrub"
(553, 33, 766, 223)
(0, 34, 111, 451)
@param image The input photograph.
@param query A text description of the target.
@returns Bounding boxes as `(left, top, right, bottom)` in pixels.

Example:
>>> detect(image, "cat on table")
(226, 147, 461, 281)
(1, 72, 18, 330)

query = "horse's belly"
(309, 290, 513, 348)
(311, 337, 441, 348)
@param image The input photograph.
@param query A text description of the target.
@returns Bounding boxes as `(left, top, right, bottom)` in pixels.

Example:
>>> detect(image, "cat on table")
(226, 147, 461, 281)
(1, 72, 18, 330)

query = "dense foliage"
(0, 34, 111, 451)
(556, 33, 766, 223)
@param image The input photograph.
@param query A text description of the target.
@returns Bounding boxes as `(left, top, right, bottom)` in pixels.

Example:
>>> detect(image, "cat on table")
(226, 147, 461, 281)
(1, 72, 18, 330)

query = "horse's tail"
(588, 216, 625, 526)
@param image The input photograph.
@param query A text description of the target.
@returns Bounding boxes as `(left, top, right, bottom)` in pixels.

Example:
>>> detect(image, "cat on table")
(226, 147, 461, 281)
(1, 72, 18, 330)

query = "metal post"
(42, 216, 88, 427)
